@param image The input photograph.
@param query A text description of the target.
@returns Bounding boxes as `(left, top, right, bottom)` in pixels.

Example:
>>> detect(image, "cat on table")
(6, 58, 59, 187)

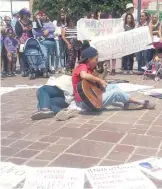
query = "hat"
(126, 3, 134, 10)
(19, 8, 30, 17)
(78, 47, 98, 64)
(12, 10, 19, 15)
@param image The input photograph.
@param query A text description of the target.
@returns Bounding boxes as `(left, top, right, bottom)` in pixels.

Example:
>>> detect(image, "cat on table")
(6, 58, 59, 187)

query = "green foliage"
(33, 0, 131, 20)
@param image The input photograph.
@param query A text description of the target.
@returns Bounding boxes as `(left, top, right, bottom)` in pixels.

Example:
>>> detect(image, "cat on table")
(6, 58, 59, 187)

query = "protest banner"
(23, 167, 84, 189)
(0, 162, 27, 189)
(90, 26, 152, 61)
(77, 18, 124, 40)
(86, 164, 157, 189)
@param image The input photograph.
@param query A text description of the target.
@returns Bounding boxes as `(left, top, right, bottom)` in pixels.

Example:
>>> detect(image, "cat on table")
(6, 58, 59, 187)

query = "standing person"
(121, 3, 135, 21)
(53, 12, 67, 73)
(61, 16, 82, 74)
(11, 10, 19, 31)
(136, 11, 150, 74)
(149, 13, 161, 60)
(87, 12, 96, 19)
(33, 11, 56, 72)
(4, 28, 18, 76)
(15, 8, 33, 76)
(123, 14, 135, 75)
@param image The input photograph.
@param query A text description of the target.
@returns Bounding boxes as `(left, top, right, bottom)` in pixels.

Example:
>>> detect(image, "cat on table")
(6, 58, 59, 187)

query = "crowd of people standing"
(0, 3, 162, 78)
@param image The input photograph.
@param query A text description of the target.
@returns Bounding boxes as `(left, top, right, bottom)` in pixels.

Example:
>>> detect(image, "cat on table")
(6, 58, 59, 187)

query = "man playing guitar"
(72, 47, 156, 111)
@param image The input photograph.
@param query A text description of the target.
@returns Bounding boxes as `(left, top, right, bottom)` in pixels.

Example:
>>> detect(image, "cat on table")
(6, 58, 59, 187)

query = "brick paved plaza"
(1, 73, 162, 188)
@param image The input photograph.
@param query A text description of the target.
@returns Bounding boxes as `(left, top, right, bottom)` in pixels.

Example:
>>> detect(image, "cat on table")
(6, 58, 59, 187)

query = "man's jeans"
(37, 85, 68, 113)
(136, 50, 149, 72)
(79, 84, 130, 110)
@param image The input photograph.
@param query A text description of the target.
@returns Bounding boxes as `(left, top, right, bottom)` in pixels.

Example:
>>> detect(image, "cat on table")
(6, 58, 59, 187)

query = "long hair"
(57, 13, 66, 27)
(124, 13, 135, 28)
(87, 12, 96, 19)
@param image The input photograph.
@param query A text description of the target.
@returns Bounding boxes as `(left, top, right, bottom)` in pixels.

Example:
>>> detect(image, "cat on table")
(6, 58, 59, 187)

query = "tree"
(33, 0, 131, 20)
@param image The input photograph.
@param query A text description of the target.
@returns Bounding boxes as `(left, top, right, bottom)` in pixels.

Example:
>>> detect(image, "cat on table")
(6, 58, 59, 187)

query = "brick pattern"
(1, 75, 162, 188)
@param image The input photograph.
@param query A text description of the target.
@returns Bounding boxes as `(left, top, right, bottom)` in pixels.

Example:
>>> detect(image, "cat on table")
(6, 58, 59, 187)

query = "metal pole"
(157, 0, 160, 18)
(11, 0, 13, 16)
(137, 0, 141, 23)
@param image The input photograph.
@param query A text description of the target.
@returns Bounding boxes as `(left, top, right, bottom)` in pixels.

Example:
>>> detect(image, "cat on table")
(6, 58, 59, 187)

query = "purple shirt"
(4, 36, 18, 53)
(33, 21, 55, 39)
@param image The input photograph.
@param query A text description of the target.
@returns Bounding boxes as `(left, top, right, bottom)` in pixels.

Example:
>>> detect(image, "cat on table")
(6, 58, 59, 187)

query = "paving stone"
(147, 131, 162, 137)
(22, 134, 45, 141)
(10, 140, 33, 149)
(67, 139, 114, 158)
(6, 157, 27, 165)
(98, 122, 132, 132)
(8, 132, 27, 139)
(39, 136, 60, 143)
(1, 131, 13, 138)
(14, 149, 40, 158)
(55, 138, 77, 145)
(134, 147, 157, 156)
(85, 130, 124, 143)
(1, 147, 21, 157)
(128, 154, 150, 162)
(132, 124, 150, 129)
(64, 123, 83, 128)
(158, 150, 162, 157)
(114, 145, 135, 153)
(1, 138, 17, 146)
(26, 160, 49, 167)
(149, 126, 162, 132)
(81, 124, 97, 129)
(46, 144, 68, 153)
(107, 115, 138, 124)
(86, 120, 103, 125)
(35, 151, 59, 161)
(100, 159, 124, 166)
(106, 151, 131, 161)
(121, 134, 162, 148)
(52, 127, 91, 138)
(128, 129, 147, 134)
(49, 154, 100, 168)
(27, 142, 50, 150)
(1, 156, 8, 161)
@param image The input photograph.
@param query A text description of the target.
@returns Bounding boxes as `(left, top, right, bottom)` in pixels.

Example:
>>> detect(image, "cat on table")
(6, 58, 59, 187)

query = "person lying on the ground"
(55, 47, 156, 121)
(31, 75, 77, 120)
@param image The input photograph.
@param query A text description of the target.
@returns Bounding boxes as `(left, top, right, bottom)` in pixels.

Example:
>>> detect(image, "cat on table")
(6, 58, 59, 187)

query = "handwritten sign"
(0, 162, 27, 189)
(23, 167, 84, 189)
(86, 164, 157, 189)
(90, 26, 152, 61)
(77, 18, 124, 40)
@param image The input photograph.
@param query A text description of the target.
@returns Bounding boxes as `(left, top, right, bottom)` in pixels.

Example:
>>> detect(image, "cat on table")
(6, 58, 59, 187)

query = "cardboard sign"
(23, 167, 84, 189)
(90, 26, 152, 61)
(77, 18, 124, 40)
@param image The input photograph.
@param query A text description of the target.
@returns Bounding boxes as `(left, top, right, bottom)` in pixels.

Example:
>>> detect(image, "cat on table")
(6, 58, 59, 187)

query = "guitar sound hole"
(90, 88, 98, 98)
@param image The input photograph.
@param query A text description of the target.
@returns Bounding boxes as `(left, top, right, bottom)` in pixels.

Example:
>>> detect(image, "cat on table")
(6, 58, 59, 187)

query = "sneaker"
(123, 71, 127, 75)
(13, 72, 17, 76)
(56, 108, 78, 121)
(141, 66, 147, 71)
(31, 110, 54, 120)
(143, 100, 156, 109)
(7, 72, 12, 77)
(124, 103, 143, 110)
(129, 71, 133, 75)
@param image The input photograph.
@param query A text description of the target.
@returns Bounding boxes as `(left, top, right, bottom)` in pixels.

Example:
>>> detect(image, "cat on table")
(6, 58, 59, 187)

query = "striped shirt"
(65, 27, 77, 39)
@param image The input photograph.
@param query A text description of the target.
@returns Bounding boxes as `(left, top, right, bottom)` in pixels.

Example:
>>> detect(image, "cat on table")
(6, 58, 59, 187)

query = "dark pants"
(37, 85, 68, 113)
(136, 50, 149, 72)
(123, 54, 134, 71)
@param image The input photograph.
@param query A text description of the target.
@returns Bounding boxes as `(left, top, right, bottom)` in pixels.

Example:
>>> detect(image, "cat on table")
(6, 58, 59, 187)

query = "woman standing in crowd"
(149, 13, 161, 59)
(136, 11, 151, 74)
(61, 16, 82, 74)
(15, 8, 33, 75)
(53, 12, 67, 73)
(123, 13, 135, 74)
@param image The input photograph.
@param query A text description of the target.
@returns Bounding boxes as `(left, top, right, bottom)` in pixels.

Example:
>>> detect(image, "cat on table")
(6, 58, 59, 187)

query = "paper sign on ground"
(0, 87, 18, 95)
(86, 164, 157, 189)
(90, 26, 152, 61)
(133, 157, 162, 180)
(0, 162, 27, 189)
(77, 18, 124, 40)
(23, 167, 84, 189)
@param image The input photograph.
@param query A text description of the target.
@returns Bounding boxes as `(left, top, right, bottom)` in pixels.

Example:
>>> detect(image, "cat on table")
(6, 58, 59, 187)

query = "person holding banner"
(123, 14, 135, 74)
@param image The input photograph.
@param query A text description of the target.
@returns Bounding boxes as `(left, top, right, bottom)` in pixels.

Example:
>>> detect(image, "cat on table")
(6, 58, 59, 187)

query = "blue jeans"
(40, 40, 56, 70)
(123, 54, 134, 71)
(136, 50, 149, 71)
(54, 39, 61, 70)
(37, 86, 68, 113)
(79, 84, 130, 110)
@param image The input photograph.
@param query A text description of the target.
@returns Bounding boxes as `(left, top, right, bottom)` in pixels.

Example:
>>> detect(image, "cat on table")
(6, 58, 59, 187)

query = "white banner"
(23, 167, 84, 189)
(77, 18, 124, 40)
(86, 165, 157, 189)
(90, 26, 152, 61)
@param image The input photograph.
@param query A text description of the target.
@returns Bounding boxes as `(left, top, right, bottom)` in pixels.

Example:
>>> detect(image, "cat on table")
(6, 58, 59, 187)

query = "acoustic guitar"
(76, 62, 109, 110)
